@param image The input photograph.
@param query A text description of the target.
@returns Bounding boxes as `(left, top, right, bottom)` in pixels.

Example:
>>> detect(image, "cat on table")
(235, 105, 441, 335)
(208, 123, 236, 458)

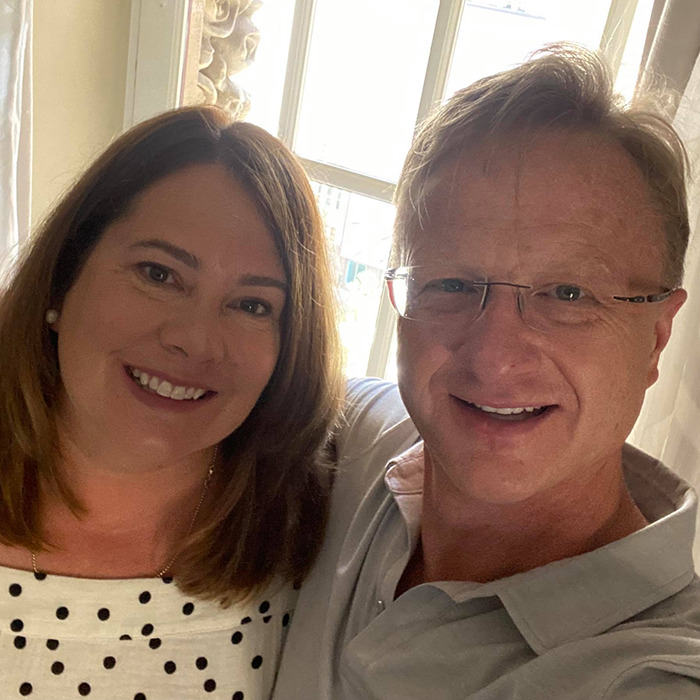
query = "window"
(126, 0, 655, 377)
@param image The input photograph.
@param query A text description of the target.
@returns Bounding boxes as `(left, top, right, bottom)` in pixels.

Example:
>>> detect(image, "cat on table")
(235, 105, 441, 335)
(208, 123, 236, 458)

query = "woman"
(0, 106, 342, 699)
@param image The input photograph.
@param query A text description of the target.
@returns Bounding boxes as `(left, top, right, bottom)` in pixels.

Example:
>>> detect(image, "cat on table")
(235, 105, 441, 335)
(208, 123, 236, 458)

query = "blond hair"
(394, 43, 690, 286)
(0, 106, 343, 601)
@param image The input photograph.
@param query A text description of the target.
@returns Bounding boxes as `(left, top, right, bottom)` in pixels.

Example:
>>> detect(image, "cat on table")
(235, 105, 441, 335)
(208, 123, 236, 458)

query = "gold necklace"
(31, 448, 218, 579)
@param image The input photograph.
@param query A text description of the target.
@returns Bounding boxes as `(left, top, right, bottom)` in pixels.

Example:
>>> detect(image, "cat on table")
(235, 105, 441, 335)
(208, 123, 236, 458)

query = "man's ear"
(646, 288, 687, 388)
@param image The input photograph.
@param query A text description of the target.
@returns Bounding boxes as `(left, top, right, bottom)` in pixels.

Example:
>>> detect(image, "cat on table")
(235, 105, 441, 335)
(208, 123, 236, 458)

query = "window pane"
(312, 182, 395, 376)
(237, 0, 296, 135)
(615, 0, 655, 99)
(446, 0, 612, 96)
(297, 0, 440, 183)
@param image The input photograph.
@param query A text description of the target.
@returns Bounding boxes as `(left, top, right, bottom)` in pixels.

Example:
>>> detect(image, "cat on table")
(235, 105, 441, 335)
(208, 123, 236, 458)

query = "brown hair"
(0, 106, 343, 601)
(394, 43, 690, 286)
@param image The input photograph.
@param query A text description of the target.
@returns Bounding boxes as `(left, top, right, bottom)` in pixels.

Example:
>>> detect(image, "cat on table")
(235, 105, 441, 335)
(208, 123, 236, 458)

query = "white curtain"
(630, 51, 700, 565)
(0, 0, 32, 268)
(637, 0, 700, 111)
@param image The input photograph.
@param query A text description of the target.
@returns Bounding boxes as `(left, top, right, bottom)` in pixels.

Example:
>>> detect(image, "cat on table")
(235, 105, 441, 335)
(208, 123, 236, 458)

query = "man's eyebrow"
(130, 239, 200, 269)
(240, 274, 287, 293)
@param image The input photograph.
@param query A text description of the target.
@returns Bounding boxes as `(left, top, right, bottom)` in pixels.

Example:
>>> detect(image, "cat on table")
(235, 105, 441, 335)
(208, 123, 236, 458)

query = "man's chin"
(424, 441, 566, 506)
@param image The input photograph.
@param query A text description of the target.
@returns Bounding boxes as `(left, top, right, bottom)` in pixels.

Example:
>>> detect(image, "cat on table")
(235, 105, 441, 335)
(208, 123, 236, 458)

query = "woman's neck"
(1, 442, 216, 578)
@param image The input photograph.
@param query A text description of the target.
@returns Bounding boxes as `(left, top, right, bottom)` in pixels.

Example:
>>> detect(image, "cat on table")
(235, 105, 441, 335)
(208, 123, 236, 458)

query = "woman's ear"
(45, 309, 60, 329)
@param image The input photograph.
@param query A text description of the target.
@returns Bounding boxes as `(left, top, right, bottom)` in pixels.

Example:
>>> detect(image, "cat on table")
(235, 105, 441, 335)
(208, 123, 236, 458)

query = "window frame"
(126, 0, 642, 377)
(123, 0, 190, 130)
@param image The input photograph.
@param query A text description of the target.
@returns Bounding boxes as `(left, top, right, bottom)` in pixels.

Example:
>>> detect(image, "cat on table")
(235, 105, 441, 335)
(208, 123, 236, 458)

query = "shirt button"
(377, 599, 385, 611)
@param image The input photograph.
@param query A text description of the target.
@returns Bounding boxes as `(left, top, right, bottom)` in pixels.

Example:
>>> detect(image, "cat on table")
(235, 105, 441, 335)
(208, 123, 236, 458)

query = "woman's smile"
(126, 365, 212, 401)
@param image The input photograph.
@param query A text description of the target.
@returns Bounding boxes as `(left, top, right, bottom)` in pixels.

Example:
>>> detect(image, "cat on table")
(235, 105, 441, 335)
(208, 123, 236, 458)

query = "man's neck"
(403, 451, 648, 590)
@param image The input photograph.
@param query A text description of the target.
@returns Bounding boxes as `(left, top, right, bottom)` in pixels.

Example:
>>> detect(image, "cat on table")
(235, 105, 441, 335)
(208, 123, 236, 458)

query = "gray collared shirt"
(273, 378, 700, 699)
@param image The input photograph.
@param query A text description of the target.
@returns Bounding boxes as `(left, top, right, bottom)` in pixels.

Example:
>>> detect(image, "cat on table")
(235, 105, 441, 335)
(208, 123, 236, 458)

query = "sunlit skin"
(396, 131, 686, 588)
(0, 164, 287, 576)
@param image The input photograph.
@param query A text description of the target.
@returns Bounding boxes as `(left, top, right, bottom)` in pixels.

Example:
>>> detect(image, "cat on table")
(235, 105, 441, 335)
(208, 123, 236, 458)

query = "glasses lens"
(388, 267, 484, 323)
(388, 269, 668, 333)
(524, 283, 604, 332)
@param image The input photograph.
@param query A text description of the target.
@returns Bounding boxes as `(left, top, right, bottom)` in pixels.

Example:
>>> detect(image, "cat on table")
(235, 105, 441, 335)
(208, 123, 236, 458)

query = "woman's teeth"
(129, 367, 206, 401)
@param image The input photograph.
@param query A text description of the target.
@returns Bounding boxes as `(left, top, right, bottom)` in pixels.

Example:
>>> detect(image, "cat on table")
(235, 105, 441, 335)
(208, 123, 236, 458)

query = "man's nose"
(157, 304, 228, 364)
(453, 285, 542, 380)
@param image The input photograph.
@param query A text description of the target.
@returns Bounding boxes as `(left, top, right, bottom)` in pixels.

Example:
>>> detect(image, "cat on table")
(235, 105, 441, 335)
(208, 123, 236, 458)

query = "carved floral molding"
(183, 0, 263, 120)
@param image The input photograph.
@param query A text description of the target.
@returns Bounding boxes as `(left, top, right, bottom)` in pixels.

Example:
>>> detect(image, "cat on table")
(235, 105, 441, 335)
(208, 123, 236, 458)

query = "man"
(274, 45, 700, 699)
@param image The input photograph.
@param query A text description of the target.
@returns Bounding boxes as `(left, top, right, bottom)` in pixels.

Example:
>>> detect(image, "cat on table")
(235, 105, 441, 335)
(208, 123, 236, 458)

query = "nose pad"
(473, 282, 527, 326)
(457, 284, 541, 379)
(516, 289, 527, 323)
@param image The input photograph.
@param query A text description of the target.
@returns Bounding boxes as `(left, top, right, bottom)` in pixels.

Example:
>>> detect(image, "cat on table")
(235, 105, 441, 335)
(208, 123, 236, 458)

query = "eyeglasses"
(384, 265, 674, 334)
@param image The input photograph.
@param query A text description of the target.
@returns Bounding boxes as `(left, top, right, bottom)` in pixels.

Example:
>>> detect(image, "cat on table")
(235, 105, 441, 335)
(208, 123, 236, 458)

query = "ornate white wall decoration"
(184, 0, 262, 120)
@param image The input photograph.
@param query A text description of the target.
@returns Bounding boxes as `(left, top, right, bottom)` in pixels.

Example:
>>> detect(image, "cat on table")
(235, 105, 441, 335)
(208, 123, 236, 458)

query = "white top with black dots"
(0, 565, 296, 700)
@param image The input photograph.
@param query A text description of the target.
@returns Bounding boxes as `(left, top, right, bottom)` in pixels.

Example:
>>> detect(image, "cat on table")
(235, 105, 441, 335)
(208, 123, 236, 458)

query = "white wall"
(31, 0, 132, 227)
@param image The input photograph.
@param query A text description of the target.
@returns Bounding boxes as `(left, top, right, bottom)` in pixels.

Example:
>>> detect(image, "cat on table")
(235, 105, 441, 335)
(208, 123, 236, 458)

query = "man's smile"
(451, 396, 556, 425)
(471, 402, 547, 417)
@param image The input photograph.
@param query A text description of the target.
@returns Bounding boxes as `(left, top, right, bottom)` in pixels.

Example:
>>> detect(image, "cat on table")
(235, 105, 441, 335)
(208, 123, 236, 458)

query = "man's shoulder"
(336, 378, 417, 464)
(622, 572, 700, 632)
(344, 377, 409, 431)
(593, 576, 700, 697)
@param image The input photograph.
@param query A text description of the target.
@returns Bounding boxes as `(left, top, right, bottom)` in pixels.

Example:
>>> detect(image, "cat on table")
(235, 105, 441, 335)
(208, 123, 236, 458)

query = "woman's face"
(53, 163, 287, 470)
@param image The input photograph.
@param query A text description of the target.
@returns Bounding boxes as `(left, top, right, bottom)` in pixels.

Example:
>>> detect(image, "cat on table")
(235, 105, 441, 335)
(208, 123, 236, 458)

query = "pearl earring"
(45, 309, 59, 324)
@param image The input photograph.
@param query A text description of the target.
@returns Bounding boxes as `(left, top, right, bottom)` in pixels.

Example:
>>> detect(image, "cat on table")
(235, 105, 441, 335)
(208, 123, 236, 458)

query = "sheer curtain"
(637, 0, 700, 111)
(0, 0, 32, 268)
(630, 51, 700, 565)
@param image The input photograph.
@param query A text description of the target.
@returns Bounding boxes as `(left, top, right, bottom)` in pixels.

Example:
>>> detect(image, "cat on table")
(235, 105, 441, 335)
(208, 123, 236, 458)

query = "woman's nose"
(157, 305, 227, 364)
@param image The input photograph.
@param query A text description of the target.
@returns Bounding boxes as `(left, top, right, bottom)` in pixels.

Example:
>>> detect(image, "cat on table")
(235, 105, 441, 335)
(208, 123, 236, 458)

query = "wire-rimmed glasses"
(384, 265, 674, 334)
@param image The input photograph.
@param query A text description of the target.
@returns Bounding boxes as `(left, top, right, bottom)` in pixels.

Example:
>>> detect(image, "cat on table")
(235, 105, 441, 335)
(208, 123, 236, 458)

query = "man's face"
(397, 131, 685, 506)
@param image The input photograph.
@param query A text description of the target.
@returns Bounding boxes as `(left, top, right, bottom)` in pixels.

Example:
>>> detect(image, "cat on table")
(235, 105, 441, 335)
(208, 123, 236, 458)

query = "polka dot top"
(0, 565, 297, 700)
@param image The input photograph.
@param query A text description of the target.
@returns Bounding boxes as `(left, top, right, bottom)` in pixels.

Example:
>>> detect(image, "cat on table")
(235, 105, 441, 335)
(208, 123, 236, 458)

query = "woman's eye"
(138, 263, 174, 285)
(238, 299, 272, 316)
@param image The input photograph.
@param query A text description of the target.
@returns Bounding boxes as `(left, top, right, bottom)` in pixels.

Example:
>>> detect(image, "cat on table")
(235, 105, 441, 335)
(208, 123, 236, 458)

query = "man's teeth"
(474, 404, 542, 415)
(129, 367, 206, 401)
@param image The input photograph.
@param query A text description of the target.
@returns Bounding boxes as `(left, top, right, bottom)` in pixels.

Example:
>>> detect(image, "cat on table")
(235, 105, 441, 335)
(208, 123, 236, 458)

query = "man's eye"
(439, 278, 465, 293)
(553, 284, 585, 302)
(424, 278, 478, 294)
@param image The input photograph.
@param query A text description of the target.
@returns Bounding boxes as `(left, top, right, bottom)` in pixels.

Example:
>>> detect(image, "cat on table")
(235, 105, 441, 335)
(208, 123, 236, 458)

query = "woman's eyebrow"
(130, 239, 200, 269)
(240, 274, 287, 292)
(130, 240, 286, 290)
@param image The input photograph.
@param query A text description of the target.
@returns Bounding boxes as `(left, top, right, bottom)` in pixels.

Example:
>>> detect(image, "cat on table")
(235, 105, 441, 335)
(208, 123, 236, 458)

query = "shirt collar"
(384, 442, 697, 654)
(384, 442, 424, 548)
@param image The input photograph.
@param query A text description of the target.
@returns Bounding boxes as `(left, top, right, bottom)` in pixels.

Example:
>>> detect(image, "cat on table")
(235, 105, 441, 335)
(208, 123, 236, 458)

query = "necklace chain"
(154, 459, 215, 578)
(31, 448, 218, 579)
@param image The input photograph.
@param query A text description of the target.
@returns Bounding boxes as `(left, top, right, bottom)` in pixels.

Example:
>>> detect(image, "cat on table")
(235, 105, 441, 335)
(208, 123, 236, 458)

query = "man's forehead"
(403, 131, 666, 279)
(408, 231, 660, 287)
(420, 131, 650, 205)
